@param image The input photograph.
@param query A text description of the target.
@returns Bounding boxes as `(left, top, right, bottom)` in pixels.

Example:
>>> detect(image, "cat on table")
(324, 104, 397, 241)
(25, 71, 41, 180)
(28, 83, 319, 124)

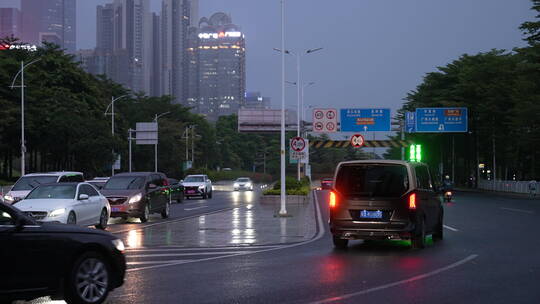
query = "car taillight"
(329, 191, 337, 208)
(408, 193, 416, 210)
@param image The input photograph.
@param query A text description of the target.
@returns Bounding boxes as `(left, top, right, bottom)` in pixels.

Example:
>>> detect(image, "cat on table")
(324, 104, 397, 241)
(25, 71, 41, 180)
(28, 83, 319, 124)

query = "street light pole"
(105, 95, 128, 176)
(10, 59, 41, 176)
(279, 0, 287, 216)
(153, 111, 171, 172)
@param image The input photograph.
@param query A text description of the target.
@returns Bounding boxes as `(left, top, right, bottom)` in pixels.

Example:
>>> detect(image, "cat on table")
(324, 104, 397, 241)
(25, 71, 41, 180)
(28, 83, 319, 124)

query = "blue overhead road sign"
(340, 108, 391, 132)
(415, 107, 468, 133)
(405, 112, 416, 133)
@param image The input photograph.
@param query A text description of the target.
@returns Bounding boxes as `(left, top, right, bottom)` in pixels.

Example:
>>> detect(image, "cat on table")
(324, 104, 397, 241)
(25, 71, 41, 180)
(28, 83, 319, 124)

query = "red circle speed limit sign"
(351, 134, 365, 148)
(290, 137, 306, 152)
(314, 110, 324, 120)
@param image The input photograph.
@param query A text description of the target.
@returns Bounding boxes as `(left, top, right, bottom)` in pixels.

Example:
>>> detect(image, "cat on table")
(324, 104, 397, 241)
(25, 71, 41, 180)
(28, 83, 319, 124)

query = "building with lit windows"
(187, 12, 246, 120)
(0, 8, 21, 39)
(20, 0, 76, 53)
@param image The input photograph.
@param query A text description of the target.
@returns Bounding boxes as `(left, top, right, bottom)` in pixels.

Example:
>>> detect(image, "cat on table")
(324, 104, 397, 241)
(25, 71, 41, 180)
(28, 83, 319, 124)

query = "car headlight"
(49, 208, 65, 217)
(198, 185, 205, 189)
(245, 182, 252, 187)
(111, 239, 125, 252)
(3, 195, 14, 202)
(128, 193, 142, 204)
(234, 183, 239, 187)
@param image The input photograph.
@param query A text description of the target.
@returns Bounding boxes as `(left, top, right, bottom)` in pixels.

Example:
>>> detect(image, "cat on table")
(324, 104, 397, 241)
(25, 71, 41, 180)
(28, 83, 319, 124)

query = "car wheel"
(202, 191, 208, 199)
(67, 212, 77, 225)
(161, 202, 170, 219)
(65, 251, 111, 304)
(208, 190, 213, 199)
(140, 204, 150, 223)
(433, 214, 444, 241)
(95, 209, 108, 230)
(411, 217, 426, 249)
(332, 235, 349, 250)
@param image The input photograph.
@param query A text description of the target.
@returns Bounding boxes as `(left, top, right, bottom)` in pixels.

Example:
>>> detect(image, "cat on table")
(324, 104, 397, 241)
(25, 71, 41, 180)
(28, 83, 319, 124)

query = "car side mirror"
(148, 183, 157, 189)
(78, 194, 89, 200)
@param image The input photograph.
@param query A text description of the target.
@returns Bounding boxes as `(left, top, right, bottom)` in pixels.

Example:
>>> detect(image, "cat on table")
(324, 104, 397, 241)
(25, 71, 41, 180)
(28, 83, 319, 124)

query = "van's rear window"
(335, 164, 409, 197)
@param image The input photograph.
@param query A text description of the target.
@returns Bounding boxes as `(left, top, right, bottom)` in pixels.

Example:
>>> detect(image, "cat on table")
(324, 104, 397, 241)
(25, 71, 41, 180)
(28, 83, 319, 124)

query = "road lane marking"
(127, 251, 254, 258)
(500, 207, 534, 214)
(308, 254, 479, 304)
(184, 206, 208, 211)
(443, 225, 459, 232)
(126, 190, 325, 272)
(126, 245, 282, 252)
(127, 260, 190, 265)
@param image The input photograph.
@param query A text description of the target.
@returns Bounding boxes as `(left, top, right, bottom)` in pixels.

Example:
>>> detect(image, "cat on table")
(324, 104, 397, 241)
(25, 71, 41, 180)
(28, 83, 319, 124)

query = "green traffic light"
(409, 144, 422, 162)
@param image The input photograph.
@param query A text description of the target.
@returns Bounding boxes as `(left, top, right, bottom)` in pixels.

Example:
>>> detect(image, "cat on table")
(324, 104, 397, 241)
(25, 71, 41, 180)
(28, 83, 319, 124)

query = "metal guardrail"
(478, 180, 539, 195)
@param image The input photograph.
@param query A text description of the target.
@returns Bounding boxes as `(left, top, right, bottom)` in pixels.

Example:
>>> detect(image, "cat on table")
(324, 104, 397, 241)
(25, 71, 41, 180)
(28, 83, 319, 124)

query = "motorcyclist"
(442, 175, 453, 191)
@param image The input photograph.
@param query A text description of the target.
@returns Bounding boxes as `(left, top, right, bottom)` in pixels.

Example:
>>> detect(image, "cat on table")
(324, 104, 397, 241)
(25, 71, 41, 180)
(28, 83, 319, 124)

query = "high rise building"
(0, 8, 21, 39)
(243, 92, 271, 109)
(151, 12, 162, 97)
(187, 12, 246, 120)
(161, 0, 192, 103)
(20, 0, 76, 53)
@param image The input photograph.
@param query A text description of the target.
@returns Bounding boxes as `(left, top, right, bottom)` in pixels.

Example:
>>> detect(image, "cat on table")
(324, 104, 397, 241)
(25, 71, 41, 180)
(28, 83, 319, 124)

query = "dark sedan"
(0, 202, 126, 304)
(167, 178, 185, 203)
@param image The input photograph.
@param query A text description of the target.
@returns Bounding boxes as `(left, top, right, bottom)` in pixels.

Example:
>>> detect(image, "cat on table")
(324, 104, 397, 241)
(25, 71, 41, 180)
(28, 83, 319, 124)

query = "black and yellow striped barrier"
(310, 140, 414, 148)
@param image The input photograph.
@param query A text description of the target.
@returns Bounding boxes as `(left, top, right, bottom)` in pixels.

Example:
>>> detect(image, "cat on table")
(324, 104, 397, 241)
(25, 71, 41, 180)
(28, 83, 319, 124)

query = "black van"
(329, 160, 443, 249)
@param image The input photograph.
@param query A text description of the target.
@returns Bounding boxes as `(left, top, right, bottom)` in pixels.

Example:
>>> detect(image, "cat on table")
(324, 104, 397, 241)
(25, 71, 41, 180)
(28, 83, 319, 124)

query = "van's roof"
(337, 160, 413, 166)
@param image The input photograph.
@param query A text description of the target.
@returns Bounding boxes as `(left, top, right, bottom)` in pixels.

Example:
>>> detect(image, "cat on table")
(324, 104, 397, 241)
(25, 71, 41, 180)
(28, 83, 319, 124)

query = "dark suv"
(329, 160, 443, 249)
(100, 172, 171, 222)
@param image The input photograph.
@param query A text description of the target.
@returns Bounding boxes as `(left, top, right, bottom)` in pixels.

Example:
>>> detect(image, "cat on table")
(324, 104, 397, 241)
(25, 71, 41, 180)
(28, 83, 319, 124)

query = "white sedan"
(13, 182, 111, 229)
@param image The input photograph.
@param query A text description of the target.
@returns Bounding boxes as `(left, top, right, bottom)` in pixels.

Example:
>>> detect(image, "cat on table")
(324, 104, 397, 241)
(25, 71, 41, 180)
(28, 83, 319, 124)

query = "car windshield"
(237, 178, 250, 182)
(25, 185, 76, 200)
(12, 176, 59, 191)
(184, 176, 204, 182)
(335, 164, 409, 198)
(103, 176, 145, 190)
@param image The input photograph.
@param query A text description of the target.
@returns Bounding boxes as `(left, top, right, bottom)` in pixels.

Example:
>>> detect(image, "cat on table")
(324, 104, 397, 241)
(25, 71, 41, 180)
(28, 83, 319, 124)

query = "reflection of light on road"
(127, 229, 142, 248)
(232, 191, 240, 204)
(244, 190, 253, 203)
(230, 207, 256, 244)
(199, 215, 207, 245)
(319, 256, 346, 284)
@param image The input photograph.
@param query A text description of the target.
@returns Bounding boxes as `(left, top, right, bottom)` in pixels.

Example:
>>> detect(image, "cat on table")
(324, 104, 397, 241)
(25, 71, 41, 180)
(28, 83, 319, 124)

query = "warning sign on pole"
(290, 137, 309, 163)
(313, 108, 337, 133)
(350, 134, 365, 148)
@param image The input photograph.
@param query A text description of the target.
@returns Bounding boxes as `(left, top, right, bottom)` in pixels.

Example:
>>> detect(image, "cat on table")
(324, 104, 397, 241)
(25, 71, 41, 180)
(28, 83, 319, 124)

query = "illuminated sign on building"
(198, 31, 242, 39)
(0, 44, 38, 52)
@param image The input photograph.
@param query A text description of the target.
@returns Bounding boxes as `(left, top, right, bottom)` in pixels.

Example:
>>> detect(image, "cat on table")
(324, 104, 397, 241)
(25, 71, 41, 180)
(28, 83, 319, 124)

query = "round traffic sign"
(314, 110, 324, 120)
(291, 137, 306, 152)
(351, 134, 365, 148)
(326, 110, 336, 120)
(314, 122, 324, 131)
(326, 122, 336, 131)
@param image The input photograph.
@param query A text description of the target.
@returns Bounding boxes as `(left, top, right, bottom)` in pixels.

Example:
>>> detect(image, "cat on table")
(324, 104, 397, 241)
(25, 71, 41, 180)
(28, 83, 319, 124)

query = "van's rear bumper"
(330, 220, 415, 240)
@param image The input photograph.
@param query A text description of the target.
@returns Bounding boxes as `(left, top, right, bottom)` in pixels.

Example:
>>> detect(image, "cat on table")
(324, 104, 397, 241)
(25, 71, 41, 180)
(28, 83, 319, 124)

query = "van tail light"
(329, 191, 338, 208)
(408, 193, 417, 210)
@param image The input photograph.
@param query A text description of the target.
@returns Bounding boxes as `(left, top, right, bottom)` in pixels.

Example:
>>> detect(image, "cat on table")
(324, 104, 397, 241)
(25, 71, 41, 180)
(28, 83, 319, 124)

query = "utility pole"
(128, 129, 134, 172)
(191, 125, 196, 166)
(452, 135, 455, 184)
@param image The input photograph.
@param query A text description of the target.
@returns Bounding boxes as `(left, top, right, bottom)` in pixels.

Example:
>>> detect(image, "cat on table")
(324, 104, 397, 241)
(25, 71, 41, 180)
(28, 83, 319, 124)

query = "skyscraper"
(187, 12, 246, 120)
(161, 0, 192, 104)
(0, 8, 21, 39)
(20, 0, 76, 53)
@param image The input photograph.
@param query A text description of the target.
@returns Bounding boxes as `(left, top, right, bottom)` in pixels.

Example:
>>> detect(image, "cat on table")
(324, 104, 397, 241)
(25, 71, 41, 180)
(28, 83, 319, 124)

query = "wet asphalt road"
(102, 190, 540, 304)
(18, 189, 540, 304)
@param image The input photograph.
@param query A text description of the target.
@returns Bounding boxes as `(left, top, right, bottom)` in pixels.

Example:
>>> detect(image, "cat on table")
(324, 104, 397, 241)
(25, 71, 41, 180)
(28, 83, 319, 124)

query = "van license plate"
(360, 210, 383, 219)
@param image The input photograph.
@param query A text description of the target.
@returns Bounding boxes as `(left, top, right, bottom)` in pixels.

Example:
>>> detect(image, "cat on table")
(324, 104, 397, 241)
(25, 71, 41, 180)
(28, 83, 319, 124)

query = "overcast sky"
(2, 0, 535, 113)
